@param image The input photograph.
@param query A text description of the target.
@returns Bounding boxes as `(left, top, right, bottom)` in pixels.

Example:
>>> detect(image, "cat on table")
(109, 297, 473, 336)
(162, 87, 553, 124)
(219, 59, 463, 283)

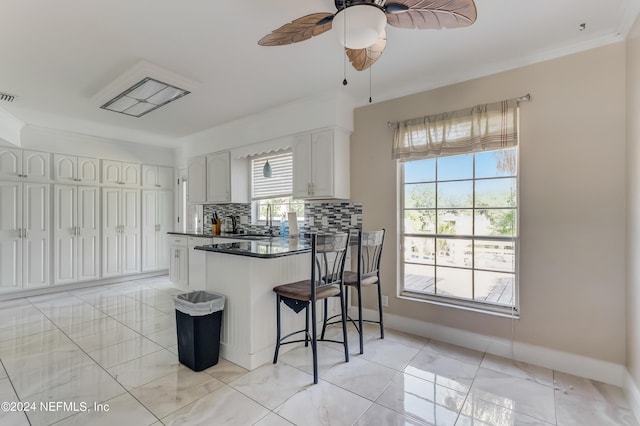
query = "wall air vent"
(0, 93, 16, 103)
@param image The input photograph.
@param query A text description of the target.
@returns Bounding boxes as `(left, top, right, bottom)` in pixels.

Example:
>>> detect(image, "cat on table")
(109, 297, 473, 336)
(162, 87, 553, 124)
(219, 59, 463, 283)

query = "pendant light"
(263, 160, 272, 178)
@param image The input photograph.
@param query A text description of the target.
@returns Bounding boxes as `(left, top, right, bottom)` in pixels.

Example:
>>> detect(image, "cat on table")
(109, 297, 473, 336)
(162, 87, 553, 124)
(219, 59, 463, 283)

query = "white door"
(141, 165, 158, 189)
(22, 150, 50, 181)
(122, 162, 140, 186)
(207, 152, 230, 202)
(0, 148, 21, 180)
(0, 182, 22, 290)
(158, 190, 173, 269)
(53, 185, 77, 284)
(78, 157, 99, 184)
(187, 156, 206, 203)
(141, 189, 159, 271)
(102, 160, 121, 185)
(310, 130, 334, 197)
(78, 186, 100, 281)
(292, 134, 312, 198)
(158, 166, 174, 189)
(121, 188, 140, 275)
(22, 183, 50, 288)
(102, 187, 121, 277)
(53, 154, 77, 183)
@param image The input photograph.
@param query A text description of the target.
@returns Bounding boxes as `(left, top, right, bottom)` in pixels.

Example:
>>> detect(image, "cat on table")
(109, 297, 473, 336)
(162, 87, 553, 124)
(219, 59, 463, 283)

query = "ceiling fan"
(258, 0, 477, 71)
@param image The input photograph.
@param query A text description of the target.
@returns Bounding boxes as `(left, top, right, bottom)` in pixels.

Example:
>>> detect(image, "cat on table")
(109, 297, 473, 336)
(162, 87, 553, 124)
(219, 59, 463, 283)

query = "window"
(400, 147, 518, 314)
(251, 152, 303, 222)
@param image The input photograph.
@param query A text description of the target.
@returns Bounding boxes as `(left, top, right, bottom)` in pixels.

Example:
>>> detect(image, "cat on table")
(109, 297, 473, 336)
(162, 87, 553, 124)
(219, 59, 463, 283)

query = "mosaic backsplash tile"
(201, 201, 362, 236)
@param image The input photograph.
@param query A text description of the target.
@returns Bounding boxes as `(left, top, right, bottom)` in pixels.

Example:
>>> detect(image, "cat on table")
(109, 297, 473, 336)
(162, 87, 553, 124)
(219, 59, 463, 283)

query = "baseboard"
(625, 370, 640, 423)
(0, 271, 169, 301)
(354, 307, 626, 387)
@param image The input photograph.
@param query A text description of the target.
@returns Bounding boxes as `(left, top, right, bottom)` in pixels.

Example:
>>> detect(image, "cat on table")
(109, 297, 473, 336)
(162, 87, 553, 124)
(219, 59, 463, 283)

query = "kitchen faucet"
(227, 215, 238, 233)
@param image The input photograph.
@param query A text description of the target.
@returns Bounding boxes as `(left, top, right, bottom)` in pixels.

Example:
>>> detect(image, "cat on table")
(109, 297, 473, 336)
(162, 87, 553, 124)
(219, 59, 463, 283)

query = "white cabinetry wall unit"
(141, 189, 173, 272)
(187, 156, 206, 203)
(142, 165, 174, 189)
(292, 128, 350, 199)
(53, 185, 101, 284)
(53, 154, 99, 184)
(169, 235, 188, 287)
(0, 181, 50, 291)
(102, 160, 141, 187)
(206, 152, 230, 203)
(102, 187, 141, 277)
(0, 148, 51, 181)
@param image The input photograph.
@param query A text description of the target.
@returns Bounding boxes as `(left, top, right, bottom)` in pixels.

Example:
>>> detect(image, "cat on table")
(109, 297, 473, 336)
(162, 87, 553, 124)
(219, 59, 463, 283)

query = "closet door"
(53, 154, 77, 183)
(22, 150, 50, 181)
(22, 183, 50, 288)
(158, 190, 173, 269)
(53, 185, 77, 284)
(102, 187, 121, 277)
(78, 186, 100, 281)
(78, 157, 99, 184)
(0, 182, 22, 289)
(121, 188, 141, 275)
(141, 189, 159, 271)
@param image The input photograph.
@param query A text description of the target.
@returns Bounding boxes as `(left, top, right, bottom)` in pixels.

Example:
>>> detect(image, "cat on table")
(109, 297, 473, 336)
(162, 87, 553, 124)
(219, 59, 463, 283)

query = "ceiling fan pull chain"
(343, 4, 348, 86)
(369, 65, 372, 103)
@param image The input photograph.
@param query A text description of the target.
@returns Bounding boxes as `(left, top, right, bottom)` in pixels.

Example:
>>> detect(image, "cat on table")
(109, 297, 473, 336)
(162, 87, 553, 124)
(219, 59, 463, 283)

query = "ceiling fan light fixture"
(333, 4, 386, 49)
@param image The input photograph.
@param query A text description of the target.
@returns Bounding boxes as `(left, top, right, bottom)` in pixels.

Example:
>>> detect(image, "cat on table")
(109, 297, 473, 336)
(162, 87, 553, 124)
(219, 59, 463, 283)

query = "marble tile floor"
(0, 275, 636, 426)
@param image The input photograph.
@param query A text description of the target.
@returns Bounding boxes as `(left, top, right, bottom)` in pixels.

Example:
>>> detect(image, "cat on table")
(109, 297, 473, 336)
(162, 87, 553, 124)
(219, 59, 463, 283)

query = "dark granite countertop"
(194, 238, 311, 259)
(167, 231, 270, 240)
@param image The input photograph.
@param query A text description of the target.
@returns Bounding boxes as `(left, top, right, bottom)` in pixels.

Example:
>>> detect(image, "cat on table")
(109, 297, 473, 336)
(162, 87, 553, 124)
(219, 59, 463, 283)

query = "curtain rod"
(386, 93, 531, 128)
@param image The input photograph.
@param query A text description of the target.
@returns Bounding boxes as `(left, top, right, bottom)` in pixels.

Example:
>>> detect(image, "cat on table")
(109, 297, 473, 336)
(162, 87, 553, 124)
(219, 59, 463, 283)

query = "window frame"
(398, 148, 520, 317)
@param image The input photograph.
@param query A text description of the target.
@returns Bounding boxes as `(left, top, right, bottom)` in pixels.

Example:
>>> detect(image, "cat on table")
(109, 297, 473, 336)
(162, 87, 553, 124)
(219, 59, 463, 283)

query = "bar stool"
(323, 229, 386, 354)
(272, 233, 350, 384)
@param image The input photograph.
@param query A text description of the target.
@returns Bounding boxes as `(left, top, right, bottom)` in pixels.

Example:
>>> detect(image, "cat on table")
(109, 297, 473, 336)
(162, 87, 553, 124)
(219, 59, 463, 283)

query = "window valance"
(392, 98, 519, 161)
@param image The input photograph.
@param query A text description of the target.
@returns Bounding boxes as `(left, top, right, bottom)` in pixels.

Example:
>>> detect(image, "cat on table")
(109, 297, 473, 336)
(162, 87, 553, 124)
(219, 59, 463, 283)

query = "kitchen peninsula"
(193, 237, 340, 370)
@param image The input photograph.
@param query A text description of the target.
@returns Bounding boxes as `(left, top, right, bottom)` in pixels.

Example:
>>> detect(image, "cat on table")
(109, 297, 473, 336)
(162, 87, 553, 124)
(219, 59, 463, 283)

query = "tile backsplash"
(201, 201, 362, 235)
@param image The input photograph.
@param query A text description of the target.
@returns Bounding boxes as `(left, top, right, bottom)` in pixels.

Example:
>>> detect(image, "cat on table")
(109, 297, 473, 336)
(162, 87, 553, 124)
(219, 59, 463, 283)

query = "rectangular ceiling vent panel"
(0, 93, 16, 103)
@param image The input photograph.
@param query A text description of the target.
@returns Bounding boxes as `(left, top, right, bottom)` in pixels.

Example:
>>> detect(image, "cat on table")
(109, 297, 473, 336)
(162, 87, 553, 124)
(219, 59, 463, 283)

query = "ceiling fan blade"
(345, 30, 386, 71)
(258, 13, 334, 46)
(385, 0, 477, 29)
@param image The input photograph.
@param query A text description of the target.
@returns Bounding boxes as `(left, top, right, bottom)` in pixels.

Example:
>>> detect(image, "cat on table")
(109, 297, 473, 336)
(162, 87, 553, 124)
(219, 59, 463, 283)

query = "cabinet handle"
(23, 174, 28, 179)
(17, 228, 21, 239)
(23, 228, 27, 239)
(76, 226, 80, 236)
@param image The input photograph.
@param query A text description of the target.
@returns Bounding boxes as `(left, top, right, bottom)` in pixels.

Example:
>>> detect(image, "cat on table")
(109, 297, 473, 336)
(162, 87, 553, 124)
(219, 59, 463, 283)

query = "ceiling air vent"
(0, 93, 15, 103)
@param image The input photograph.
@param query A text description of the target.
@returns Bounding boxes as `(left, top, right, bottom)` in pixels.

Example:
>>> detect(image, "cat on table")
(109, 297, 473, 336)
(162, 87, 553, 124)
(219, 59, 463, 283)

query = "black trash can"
(174, 291, 225, 371)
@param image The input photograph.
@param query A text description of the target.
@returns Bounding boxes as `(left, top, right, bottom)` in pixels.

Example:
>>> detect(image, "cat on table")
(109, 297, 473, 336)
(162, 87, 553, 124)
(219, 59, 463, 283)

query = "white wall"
(176, 90, 356, 167)
(352, 43, 627, 365)
(16, 125, 175, 166)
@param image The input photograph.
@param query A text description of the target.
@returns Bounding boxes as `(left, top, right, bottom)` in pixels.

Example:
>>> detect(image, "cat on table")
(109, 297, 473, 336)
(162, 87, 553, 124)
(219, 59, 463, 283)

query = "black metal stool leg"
(311, 300, 318, 384)
(357, 283, 364, 354)
(305, 303, 310, 347)
(274, 295, 282, 363)
(377, 280, 384, 339)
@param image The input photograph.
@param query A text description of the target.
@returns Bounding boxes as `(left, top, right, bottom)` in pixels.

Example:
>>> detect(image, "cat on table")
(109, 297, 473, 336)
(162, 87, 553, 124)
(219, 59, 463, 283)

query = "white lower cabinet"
(0, 181, 50, 290)
(169, 235, 188, 287)
(141, 189, 173, 272)
(102, 187, 141, 277)
(53, 185, 100, 284)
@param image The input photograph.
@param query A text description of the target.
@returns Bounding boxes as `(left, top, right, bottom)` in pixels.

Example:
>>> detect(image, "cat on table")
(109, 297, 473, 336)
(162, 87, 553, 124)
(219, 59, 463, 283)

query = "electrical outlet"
(321, 216, 329, 227)
(239, 215, 248, 225)
(382, 295, 389, 307)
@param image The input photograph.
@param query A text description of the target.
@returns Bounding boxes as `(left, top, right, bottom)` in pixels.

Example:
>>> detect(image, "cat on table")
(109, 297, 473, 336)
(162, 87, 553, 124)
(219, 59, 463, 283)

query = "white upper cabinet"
(142, 165, 174, 189)
(292, 128, 350, 199)
(206, 152, 230, 203)
(0, 148, 50, 181)
(102, 160, 140, 186)
(187, 156, 206, 203)
(53, 154, 99, 184)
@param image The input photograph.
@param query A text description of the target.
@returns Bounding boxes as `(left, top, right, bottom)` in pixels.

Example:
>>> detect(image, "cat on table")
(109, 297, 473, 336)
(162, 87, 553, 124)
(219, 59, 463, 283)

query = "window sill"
(398, 290, 520, 319)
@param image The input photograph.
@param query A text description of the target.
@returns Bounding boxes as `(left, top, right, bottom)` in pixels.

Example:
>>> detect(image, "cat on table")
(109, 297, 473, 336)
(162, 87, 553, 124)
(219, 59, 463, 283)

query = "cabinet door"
(157, 166, 174, 189)
(292, 134, 312, 198)
(0, 182, 22, 290)
(187, 156, 206, 203)
(169, 246, 179, 285)
(122, 162, 140, 186)
(177, 246, 188, 287)
(310, 130, 334, 197)
(158, 190, 173, 269)
(78, 186, 100, 281)
(0, 148, 21, 180)
(22, 150, 50, 181)
(53, 185, 77, 284)
(121, 188, 141, 275)
(141, 165, 158, 189)
(53, 154, 77, 183)
(207, 152, 230, 202)
(141, 190, 159, 271)
(77, 157, 99, 184)
(102, 160, 121, 185)
(102, 187, 121, 277)
(23, 183, 50, 288)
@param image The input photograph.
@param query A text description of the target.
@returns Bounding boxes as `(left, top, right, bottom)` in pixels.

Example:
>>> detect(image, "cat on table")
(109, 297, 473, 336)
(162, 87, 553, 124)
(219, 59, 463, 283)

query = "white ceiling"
(0, 0, 638, 148)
